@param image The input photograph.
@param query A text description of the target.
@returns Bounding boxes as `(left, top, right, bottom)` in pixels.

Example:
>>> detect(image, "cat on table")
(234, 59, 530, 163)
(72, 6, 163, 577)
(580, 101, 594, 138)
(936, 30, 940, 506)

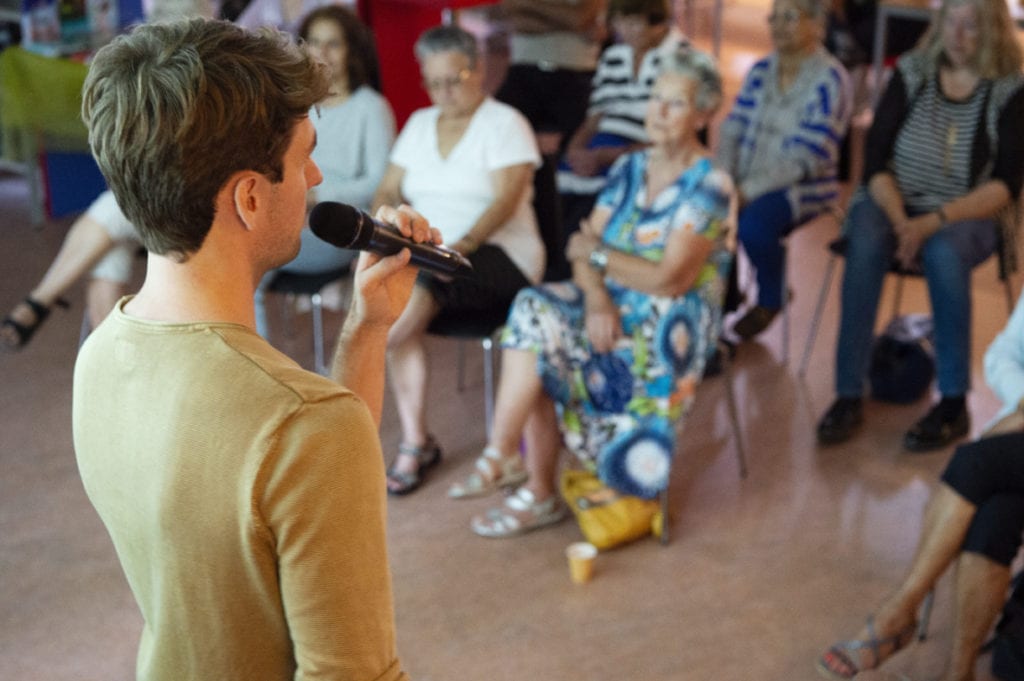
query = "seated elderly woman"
(817, 0, 1024, 451)
(716, 0, 851, 340)
(817, 292, 1024, 680)
(254, 4, 395, 337)
(373, 25, 543, 495)
(444, 50, 734, 537)
(555, 0, 689, 279)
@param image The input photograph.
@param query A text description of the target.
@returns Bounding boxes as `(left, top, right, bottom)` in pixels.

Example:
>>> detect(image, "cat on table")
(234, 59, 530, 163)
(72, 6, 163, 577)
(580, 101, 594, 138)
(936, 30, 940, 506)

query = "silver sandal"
(447, 446, 528, 499)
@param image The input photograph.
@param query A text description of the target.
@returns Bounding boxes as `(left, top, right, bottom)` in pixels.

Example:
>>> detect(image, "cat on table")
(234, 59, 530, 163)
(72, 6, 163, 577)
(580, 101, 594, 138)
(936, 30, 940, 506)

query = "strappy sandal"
(447, 446, 528, 499)
(471, 487, 567, 538)
(816, 615, 917, 680)
(1, 297, 68, 351)
(386, 435, 442, 496)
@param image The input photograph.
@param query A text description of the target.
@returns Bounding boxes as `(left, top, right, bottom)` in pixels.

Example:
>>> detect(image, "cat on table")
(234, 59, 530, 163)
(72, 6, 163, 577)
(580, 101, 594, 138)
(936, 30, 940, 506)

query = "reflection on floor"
(0, 6, 1020, 681)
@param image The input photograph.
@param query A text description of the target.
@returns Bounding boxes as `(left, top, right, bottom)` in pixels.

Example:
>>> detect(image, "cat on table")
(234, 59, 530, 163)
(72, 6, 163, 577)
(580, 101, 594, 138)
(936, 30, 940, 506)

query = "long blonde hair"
(916, 0, 1023, 78)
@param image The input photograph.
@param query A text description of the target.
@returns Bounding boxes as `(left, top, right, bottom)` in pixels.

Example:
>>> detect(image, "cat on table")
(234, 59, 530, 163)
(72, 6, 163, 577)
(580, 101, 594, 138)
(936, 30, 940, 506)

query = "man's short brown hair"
(82, 18, 330, 259)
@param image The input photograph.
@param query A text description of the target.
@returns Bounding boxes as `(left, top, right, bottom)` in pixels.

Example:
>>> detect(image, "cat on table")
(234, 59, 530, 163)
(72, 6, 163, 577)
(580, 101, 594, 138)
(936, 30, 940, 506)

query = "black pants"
(941, 432, 1024, 566)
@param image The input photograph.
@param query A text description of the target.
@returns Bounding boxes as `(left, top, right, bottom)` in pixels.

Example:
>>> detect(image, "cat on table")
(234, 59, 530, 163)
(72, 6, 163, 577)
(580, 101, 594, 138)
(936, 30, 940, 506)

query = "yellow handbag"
(559, 468, 663, 550)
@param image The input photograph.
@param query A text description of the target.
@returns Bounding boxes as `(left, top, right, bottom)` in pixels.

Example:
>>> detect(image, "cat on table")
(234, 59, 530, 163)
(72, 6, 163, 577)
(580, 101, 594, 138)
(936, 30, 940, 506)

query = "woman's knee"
(843, 196, 892, 259)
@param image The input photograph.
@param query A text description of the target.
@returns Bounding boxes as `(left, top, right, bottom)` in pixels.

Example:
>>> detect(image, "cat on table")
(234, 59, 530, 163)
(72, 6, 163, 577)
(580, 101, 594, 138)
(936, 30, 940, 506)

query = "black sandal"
(386, 435, 443, 496)
(1, 297, 68, 351)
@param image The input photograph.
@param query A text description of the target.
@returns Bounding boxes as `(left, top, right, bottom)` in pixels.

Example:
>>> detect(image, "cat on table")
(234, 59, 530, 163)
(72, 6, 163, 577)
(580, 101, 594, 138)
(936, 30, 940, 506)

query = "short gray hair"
(660, 48, 723, 113)
(414, 25, 479, 69)
(789, 0, 828, 20)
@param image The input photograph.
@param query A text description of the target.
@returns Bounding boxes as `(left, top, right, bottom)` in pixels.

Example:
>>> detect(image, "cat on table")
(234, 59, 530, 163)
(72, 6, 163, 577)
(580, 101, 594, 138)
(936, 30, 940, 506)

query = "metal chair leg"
(482, 335, 495, 440)
(311, 292, 326, 376)
(659, 487, 670, 546)
(721, 346, 748, 479)
(781, 241, 790, 365)
(799, 254, 838, 377)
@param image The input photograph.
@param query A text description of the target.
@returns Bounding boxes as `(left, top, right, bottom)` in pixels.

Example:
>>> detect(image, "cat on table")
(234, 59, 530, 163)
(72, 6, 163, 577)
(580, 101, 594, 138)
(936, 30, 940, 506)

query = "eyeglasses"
(767, 8, 804, 24)
(423, 69, 471, 92)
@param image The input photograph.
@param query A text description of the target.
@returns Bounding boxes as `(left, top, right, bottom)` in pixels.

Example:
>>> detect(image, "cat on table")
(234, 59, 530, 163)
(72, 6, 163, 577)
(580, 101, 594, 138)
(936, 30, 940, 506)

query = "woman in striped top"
(717, 0, 852, 341)
(817, 0, 1024, 452)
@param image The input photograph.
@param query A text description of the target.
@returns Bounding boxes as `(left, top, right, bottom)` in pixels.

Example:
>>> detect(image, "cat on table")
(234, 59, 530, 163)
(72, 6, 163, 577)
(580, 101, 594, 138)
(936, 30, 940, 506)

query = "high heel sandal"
(447, 446, 528, 499)
(1, 297, 69, 351)
(816, 592, 934, 680)
(386, 435, 442, 496)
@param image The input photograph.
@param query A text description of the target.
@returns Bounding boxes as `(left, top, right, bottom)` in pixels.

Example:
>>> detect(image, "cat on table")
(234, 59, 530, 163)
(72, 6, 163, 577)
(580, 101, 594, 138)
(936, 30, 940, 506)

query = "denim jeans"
(737, 190, 796, 309)
(834, 190, 998, 397)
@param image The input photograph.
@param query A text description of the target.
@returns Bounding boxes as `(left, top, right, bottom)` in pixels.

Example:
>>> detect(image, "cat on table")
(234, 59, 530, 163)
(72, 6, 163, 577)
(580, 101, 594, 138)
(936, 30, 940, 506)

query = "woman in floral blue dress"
(447, 49, 736, 538)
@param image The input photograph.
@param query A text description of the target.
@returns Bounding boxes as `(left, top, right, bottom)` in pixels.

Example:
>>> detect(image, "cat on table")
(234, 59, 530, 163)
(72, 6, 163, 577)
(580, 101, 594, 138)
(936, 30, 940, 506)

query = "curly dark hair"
(297, 5, 382, 92)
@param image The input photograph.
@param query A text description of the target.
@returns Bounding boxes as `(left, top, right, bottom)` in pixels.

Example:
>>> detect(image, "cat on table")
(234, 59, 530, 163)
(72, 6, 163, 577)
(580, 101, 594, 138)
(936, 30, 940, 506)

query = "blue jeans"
(834, 191, 998, 397)
(738, 190, 796, 309)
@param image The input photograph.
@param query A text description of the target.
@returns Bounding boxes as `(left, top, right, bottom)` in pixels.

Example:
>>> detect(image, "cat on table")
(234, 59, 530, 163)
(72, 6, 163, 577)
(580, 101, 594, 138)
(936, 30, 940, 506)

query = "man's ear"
(231, 172, 263, 231)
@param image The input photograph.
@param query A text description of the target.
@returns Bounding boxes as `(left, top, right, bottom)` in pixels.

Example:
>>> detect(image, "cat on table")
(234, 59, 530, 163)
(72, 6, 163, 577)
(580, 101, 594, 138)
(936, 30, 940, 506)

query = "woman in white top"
(255, 5, 396, 337)
(374, 24, 542, 495)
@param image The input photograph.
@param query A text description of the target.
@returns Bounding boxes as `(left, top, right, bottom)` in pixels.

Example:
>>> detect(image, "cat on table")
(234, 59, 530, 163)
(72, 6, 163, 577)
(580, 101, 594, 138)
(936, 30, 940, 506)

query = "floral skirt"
(501, 281, 713, 498)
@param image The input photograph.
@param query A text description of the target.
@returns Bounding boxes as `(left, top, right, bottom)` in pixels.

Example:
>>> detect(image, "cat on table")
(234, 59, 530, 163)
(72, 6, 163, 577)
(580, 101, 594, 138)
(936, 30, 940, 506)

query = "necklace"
(943, 122, 957, 177)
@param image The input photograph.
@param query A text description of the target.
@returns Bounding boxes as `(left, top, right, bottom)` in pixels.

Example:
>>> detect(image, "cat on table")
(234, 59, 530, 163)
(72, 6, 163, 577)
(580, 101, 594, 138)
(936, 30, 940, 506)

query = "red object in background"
(356, 0, 494, 128)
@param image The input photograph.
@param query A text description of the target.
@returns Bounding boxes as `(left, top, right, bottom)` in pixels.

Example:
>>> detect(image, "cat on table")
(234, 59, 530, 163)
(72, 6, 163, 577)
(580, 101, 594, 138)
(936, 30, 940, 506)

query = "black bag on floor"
(869, 314, 935, 404)
(992, 572, 1024, 681)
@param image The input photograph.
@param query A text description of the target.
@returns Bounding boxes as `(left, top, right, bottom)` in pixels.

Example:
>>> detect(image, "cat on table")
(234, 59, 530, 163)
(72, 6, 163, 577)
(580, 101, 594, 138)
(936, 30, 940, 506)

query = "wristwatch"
(588, 247, 609, 274)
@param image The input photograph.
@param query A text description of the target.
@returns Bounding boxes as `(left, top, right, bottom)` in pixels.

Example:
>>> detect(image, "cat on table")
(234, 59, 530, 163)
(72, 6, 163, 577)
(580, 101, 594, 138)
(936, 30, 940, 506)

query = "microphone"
(309, 202, 474, 278)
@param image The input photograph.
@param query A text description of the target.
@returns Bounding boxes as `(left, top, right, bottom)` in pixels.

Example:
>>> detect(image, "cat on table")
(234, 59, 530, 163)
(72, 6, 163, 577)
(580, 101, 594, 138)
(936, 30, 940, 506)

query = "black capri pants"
(941, 432, 1024, 566)
(417, 244, 530, 316)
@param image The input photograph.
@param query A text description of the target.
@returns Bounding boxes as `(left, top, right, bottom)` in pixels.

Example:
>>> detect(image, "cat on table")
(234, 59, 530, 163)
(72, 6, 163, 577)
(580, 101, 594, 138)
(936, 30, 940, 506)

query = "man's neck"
(124, 245, 259, 330)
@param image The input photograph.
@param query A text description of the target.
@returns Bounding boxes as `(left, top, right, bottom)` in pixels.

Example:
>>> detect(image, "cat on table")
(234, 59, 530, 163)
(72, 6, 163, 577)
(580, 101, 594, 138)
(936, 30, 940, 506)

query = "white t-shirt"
(390, 97, 544, 284)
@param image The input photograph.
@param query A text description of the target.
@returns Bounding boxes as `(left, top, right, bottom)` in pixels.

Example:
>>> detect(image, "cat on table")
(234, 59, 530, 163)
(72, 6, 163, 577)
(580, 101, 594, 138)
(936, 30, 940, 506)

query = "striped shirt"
(589, 34, 688, 141)
(716, 48, 852, 223)
(558, 33, 688, 195)
(891, 76, 988, 213)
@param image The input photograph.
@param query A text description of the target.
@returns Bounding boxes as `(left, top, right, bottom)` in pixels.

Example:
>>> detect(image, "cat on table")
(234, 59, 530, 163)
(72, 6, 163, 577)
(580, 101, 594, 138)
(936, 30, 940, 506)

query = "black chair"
(267, 265, 351, 376)
(798, 233, 1017, 377)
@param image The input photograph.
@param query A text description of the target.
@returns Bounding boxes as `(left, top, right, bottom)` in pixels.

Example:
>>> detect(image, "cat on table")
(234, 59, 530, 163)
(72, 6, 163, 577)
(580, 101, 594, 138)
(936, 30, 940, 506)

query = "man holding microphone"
(72, 17, 432, 680)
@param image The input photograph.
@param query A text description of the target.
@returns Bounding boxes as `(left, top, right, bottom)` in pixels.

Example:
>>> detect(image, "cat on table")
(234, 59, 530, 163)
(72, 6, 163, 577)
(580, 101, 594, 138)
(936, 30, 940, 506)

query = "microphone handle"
(366, 224, 473, 278)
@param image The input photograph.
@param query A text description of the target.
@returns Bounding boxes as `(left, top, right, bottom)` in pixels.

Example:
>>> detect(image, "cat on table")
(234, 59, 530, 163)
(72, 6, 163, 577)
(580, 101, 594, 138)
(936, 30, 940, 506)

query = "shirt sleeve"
(389, 109, 427, 170)
(992, 83, 1024, 201)
(862, 67, 909, 183)
(676, 165, 734, 242)
(258, 395, 408, 681)
(740, 61, 851, 201)
(318, 93, 398, 209)
(484, 104, 541, 171)
(984, 295, 1024, 412)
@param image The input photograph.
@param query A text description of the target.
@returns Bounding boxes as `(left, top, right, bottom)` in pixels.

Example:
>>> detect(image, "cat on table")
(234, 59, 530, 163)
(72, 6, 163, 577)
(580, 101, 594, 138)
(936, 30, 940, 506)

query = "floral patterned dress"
(501, 152, 734, 499)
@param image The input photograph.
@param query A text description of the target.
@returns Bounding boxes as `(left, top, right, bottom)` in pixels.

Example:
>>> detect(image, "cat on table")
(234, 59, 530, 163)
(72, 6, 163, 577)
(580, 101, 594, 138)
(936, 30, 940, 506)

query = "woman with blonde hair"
(817, 0, 1024, 451)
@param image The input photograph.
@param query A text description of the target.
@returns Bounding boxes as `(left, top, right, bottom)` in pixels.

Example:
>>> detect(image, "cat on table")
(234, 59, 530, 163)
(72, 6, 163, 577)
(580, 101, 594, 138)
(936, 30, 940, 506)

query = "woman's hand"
(566, 230, 600, 263)
(894, 214, 941, 269)
(585, 294, 621, 354)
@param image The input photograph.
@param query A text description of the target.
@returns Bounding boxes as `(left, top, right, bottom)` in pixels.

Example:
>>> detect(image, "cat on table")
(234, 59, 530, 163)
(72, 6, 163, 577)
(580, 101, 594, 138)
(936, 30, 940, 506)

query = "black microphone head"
(309, 202, 369, 249)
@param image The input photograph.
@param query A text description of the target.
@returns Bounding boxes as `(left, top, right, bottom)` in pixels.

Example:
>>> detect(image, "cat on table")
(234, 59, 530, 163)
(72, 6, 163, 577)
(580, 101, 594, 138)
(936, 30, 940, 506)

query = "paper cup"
(566, 542, 597, 584)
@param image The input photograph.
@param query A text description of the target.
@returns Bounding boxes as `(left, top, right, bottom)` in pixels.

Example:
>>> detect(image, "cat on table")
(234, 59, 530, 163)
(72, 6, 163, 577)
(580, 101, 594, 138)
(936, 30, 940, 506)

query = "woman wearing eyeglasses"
(817, 0, 1024, 452)
(717, 0, 852, 341)
(372, 25, 542, 495)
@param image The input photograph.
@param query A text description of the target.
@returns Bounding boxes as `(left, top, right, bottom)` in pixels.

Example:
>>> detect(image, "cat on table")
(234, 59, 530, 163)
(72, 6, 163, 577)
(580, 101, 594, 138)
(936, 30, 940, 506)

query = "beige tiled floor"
(1, 5, 1020, 680)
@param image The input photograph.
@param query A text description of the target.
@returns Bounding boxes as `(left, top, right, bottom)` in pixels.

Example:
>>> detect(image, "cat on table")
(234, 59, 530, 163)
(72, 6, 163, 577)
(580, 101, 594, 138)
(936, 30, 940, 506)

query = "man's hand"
(347, 204, 441, 330)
